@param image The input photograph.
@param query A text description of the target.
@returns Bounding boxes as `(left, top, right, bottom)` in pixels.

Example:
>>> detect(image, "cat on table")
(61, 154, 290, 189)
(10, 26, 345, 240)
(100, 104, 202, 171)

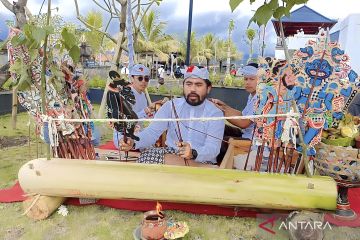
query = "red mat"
(98, 141, 117, 150)
(0, 182, 27, 202)
(0, 181, 257, 217)
(2, 181, 360, 219)
(349, 188, 360, 214)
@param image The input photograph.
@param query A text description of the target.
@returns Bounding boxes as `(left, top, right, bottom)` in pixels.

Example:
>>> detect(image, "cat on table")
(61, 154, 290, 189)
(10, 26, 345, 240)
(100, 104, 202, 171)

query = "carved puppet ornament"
(255, 57, 297, 148)
(254, 29, 359, 156)
(292, 28, 359, 155)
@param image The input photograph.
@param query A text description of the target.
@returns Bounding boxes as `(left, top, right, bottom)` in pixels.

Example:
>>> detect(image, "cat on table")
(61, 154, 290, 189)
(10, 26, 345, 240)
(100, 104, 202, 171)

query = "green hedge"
(88, 75, 106, 89)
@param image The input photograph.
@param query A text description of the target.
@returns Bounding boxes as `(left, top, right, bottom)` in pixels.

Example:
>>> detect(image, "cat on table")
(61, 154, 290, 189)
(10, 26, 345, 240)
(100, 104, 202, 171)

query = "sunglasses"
(134, 75, 150, 82)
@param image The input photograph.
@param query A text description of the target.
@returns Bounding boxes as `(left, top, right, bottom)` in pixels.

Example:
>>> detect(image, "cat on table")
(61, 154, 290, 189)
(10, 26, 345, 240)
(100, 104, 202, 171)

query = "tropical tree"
(178, 32, 201, 65)
(72, 0, 164, 117)
(84, 11, 104, 55)
(136, 10, 178, 62)
(215, 39, 227, 73)
(245, 28, 256, 62)
(199, 33, 216, 68)
(226, 19, 235, 74)
(216, 39, 242, 74)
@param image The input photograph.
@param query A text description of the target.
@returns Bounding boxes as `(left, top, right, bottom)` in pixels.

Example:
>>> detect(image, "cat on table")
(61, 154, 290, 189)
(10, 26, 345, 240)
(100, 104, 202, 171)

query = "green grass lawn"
(1, 110, 360, 239)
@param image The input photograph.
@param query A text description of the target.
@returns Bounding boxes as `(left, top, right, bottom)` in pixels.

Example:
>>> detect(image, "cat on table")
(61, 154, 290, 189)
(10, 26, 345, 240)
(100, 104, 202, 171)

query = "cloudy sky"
(1, 0, 360, 56)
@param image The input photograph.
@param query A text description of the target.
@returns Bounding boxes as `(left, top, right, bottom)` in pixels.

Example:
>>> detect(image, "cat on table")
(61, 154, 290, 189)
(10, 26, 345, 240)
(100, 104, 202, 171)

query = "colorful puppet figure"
(255, 57, 297, 147)
(292, 28, 360, 155)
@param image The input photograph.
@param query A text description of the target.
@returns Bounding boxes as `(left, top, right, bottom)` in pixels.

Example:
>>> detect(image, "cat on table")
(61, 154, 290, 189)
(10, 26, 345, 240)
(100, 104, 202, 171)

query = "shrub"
(147, 85, 183, 96)
(223, 74, 233, 87)
(232, 77, 244, 87)
(147, 86, 157, 94)
(2, 78, 14, 90)
(89, 75, 106, 89)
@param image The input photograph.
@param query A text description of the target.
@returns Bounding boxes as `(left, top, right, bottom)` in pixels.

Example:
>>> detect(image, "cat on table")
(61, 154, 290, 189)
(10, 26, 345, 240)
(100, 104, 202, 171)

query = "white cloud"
(2, 0, 359, 22)
(165, 0, 360, 20)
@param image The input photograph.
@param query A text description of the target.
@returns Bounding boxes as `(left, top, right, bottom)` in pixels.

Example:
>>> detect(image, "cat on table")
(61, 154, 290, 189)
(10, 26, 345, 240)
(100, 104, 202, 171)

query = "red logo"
(258, 216, 278, 234)
(139, 67, 144, 72)
(187, 65, 195, 73)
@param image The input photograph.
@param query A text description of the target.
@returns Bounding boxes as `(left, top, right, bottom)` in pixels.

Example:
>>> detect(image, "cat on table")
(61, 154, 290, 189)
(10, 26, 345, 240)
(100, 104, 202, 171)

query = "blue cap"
(129, 64, 150, 76)
(184, 66, 210, 80)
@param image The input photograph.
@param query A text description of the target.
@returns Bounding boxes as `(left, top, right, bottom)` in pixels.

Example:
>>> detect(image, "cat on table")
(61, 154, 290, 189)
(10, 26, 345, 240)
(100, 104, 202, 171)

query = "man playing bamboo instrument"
(117, 66, 225, 166)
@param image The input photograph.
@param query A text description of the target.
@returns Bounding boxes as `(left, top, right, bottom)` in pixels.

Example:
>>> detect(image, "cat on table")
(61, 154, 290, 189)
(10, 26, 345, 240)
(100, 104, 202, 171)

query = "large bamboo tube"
(18, 158, 337, 210)
(23, 195, 66, 220)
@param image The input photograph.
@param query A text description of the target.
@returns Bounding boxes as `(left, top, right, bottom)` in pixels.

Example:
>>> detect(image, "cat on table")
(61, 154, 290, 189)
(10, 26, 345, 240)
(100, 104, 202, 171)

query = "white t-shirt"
(120, 67, 129, 74)
(158, 67, 165, 78)
(130, 86, 148, 119)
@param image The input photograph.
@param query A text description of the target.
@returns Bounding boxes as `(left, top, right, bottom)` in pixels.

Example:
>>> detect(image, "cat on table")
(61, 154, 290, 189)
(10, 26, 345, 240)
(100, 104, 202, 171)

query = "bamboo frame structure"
(19, 158, 337, 211)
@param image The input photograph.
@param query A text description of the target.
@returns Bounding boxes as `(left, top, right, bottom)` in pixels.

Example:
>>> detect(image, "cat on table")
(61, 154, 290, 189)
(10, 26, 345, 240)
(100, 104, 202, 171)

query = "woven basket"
(315, 142, 360, 186)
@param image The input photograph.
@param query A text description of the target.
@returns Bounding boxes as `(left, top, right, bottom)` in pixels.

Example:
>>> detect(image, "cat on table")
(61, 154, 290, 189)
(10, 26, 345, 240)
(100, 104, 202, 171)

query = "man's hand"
(119, 138, 135, 151)
(209, 98, 229, 112)
(176, 142, 193, 159)
(145, 100, 162, 114)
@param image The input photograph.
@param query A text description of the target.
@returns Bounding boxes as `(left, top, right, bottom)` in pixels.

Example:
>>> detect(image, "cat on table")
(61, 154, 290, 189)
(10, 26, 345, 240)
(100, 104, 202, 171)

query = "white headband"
(242, 65, 258, 76)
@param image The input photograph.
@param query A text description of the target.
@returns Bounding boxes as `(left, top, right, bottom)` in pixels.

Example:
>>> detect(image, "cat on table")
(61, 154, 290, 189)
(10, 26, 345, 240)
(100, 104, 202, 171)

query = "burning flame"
(156, 202, 163, 217)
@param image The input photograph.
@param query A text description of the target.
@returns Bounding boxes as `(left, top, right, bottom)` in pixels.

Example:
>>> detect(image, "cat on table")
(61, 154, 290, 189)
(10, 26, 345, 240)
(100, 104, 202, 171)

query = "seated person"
(211, 63, 258, 164)
(211, 63, 259, 139)
(128, 64, 159, 118)
(110, 64, 163, 137)
(116, 66, 225, 166)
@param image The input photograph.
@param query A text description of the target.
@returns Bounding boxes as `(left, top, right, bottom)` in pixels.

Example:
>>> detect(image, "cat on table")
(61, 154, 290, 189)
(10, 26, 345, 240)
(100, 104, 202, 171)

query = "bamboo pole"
(19, 158, 337, 211)
(23, 195, 66, 220)
(40, 0, 52, 160)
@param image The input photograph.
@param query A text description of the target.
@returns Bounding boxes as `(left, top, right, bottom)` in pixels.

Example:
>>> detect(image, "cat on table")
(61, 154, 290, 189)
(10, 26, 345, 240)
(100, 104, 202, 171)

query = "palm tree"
(136, 10, 179, 64)
(245, 28, 256, 62)
(199, 33, 216, 68)
(216, 38, 242, 74)
(178, 32, 204, 65)
(226, 19, 235, 74)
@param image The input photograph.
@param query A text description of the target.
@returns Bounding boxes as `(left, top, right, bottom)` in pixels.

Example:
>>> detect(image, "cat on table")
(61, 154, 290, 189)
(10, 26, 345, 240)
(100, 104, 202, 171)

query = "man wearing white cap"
(211, 63, 258, 139)
(117, 65, 225, 165)
(110, 64, 157, 138)
(128, 64, 159, 118)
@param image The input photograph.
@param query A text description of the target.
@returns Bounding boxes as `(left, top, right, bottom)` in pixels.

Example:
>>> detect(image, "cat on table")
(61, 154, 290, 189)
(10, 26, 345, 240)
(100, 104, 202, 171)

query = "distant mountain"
(0, 21, 9, 40)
